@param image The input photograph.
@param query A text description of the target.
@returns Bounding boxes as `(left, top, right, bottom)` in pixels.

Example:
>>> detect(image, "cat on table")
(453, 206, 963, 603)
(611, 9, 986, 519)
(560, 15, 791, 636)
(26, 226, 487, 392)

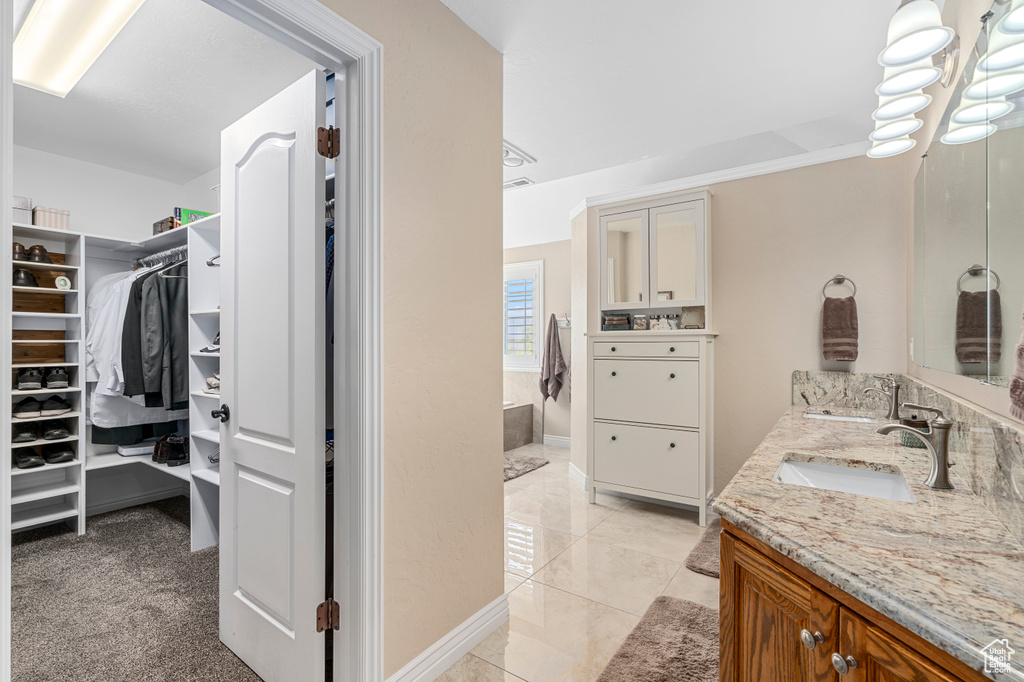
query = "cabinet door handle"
(611, 436, 617, 441)
(669, 373, 676, 379)
(669, 442, 676, 448)
(611, 371, 617, 376)
(669, 346, 675, 352)
(831, 654, 857, 675)
(800, 629, 824, 650)
(610, 346, 616, 352)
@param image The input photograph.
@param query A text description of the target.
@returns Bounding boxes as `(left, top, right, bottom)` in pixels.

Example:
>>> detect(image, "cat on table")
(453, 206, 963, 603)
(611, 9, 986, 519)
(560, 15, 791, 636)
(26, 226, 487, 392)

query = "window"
(503, 260, 544, 371)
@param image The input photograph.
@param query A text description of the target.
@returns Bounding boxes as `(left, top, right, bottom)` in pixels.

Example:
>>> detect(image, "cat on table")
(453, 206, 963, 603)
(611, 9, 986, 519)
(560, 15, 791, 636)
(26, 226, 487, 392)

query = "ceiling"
(13, 0, 319, 184)
(439, 0, 912, 186)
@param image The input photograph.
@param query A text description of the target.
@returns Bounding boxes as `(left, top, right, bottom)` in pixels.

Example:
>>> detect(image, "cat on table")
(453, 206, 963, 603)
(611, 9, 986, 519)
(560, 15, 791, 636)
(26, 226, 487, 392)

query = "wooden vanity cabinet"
(720, 523, 987, 682)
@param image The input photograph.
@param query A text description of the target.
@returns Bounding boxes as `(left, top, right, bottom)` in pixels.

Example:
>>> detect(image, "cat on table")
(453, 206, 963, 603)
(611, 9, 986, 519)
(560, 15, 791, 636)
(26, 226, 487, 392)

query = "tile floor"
(438, 443, 719, 682)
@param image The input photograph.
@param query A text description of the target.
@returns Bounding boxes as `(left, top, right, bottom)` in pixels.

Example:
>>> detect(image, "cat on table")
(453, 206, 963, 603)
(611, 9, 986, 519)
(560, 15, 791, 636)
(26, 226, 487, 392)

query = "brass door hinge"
(316, 598, 340, 632)
(318, 126, 341, 159)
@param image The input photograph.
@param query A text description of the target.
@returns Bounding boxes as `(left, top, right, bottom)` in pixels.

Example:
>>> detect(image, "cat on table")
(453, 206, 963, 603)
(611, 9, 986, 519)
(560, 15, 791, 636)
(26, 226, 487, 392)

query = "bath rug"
(684, 517, 722, 578)
(503, 450, 549, 482)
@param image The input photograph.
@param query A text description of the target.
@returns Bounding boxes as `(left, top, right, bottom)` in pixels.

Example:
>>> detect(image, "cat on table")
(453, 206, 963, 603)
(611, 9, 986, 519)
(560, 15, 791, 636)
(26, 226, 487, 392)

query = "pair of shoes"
(12, 444, 74, 469)
(12, 420, 69, 443)
(12, 243, 52, 263)
(153, 434, 189, 466)
(199, 332, 220, 354)
(13, 396, 72, 419)
(203, 372, 220, 394)
(15, 367, 68, 390)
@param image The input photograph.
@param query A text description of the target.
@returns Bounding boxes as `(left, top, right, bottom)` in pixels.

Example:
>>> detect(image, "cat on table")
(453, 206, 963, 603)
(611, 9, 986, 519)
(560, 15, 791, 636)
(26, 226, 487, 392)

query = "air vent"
(503, 177, 534, 191)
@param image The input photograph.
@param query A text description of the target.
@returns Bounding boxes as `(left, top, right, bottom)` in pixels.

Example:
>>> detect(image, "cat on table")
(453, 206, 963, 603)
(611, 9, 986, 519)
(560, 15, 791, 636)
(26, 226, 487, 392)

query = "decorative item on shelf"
(657, 290, 673, 302)
(153, 216, 175, 235)
(31, 207, 70, 230)
(680, 306, 706, 329)
(175, 207, 213, 227)
(633, 314, 648, 331)
(13, 195, 32, 224)
(54, 276, 71, 291)
(601, 313, 631, 331)
(898, 415, 930, 448)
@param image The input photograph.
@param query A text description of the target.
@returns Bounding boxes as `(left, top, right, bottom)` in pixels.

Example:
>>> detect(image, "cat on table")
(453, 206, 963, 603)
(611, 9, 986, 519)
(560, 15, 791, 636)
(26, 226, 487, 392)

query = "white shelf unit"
(187, 215, 221, 551)
(10, 225, 86, 535)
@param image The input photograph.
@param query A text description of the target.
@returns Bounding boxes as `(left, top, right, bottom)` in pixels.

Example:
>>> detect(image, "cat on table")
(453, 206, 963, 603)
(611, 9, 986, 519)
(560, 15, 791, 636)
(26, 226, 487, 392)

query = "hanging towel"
(955, 290, 1001, 364)
(1011, 304, 1024, 421)
(822, 296, 859, 362)
(540, 313, 568, 401)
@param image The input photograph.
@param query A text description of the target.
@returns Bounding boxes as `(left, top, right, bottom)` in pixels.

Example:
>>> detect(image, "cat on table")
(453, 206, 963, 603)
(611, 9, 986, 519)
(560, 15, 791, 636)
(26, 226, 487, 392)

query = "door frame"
(0, 1, 384, 680)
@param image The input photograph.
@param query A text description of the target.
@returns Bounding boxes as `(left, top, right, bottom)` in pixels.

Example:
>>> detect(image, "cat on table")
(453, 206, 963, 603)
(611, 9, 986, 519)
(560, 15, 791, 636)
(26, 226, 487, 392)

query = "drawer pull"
(670, 442, 676, 448)
(611, 371, 617, 376)
(831, 654, 857, 675)
(670, 373, 676, 379)
(610, 346, 616, 352)
(611, 436, 617, 441)
(669, 346, 675, 352)
(800, 629, 824, 650)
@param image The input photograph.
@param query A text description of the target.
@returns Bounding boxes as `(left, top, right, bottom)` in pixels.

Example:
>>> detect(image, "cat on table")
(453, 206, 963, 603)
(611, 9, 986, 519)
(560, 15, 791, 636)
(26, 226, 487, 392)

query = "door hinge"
(317, 126, 341, 159)
(316, 598, 340, 632)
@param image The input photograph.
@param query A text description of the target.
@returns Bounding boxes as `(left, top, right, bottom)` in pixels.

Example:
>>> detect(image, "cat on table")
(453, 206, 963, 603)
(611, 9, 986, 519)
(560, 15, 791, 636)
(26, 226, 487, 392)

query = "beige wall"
(504, 240, 572, 439)
(318, 0, 503, 676)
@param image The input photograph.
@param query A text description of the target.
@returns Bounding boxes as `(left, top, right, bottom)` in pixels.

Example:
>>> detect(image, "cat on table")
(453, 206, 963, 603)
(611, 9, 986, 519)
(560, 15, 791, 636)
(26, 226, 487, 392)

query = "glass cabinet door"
(600, 209, 649, 310)
(649, 201, 704, 308)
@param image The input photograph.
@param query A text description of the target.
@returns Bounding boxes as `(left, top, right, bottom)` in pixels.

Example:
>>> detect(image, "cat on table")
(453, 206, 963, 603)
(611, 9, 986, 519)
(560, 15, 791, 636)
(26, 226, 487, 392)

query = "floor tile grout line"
(467, 653, 528, 681)
(517, 578, 643, 622)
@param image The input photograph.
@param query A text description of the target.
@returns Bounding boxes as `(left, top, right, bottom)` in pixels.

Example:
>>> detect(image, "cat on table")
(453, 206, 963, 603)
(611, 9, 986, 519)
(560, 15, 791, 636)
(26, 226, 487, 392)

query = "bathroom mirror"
(914, 4, 1024, 386)
(650, 202, 701, 307)
(601, 210, 648, 308)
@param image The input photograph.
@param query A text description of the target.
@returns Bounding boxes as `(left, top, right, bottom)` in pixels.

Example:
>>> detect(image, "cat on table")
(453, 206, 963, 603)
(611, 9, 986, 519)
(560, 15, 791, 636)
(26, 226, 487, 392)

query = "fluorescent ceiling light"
(878, 0, 954, 67)
(14, 0, 146, 97)
(870, 117, 923, 141)
(997, 0, 1024, 34)
(978, 27, 1024, 73)
(873, 92, 932, 121)
(941, 121, 997, 144)
(876, 59, 942, 96)
(963, 70, 1024, 99)
(951, 98, 1014, 124)
(867, 137, 917, 158)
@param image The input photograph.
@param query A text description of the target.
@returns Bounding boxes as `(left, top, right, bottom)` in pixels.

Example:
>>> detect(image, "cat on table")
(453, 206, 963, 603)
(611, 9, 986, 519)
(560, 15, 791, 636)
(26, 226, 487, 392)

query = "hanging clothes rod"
(132, 244, 188, 269)
(957, 264, 1000, 293)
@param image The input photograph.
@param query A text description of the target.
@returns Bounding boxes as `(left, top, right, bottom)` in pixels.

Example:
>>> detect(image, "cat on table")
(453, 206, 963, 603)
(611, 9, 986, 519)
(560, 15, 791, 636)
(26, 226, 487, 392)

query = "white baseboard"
(86, 487, 188, 517)
(385, 594, 509, 682)
(569, 462, 588, 491)
(543, 435, 571, 448)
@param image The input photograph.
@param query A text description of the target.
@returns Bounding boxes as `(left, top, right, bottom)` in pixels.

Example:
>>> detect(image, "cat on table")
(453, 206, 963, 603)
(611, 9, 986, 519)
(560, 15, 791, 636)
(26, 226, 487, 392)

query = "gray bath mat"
(597, 596, 718, 682)
(684, 517, 722, 578)
(503, 450, 549, 482)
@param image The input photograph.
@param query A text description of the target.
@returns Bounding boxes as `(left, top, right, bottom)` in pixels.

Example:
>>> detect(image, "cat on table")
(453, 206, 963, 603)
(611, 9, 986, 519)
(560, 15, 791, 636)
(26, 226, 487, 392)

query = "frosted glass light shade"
(978, 27, 1024, 73)
(877, 58, 942, 96)
(951, 97, 1014, 124)
(941, 121, 997, 144)
(997, 0, 1024, 34)
(872, 92, 932, 121)
(867, 137, 917, 158)
(962, 69, 1024, 99)
(870, 117, 923, 141)
(879, 0, 955, 67)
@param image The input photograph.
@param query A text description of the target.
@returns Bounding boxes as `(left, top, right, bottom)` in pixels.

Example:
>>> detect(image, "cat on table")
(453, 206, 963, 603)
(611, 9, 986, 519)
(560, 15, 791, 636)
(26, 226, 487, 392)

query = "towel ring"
(822, 274, 857, 298)
(956, 264, 1000, 293)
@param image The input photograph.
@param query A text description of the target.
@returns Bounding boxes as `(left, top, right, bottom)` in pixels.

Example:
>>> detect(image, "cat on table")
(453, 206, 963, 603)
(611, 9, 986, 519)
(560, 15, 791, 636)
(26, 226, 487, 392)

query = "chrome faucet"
(875, 403, 954, 490)
(863, 375, 901, 421)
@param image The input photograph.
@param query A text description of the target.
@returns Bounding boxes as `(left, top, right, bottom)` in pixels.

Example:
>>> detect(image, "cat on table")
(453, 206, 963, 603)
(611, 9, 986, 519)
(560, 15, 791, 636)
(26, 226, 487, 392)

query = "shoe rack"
(187, 213, 221, 551)
(10, 223, 86, 535)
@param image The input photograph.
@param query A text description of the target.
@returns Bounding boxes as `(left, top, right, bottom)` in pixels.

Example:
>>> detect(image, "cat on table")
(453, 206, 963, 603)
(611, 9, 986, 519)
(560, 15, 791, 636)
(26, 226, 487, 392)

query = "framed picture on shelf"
(657, 291, 673, 302)
(633, 314, 648, 330)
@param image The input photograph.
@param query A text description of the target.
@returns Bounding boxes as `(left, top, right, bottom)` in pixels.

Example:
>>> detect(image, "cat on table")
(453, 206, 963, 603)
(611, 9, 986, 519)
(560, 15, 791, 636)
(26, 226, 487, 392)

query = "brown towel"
(540, 313, 568, 401)
(822, 296, 858, 361)
(1011, 304, 1024, 421)
(956, 290, 1001, 364)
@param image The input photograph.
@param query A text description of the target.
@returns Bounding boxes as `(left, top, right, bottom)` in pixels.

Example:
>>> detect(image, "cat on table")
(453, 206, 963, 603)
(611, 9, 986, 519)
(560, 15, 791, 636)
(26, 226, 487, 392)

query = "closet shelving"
(10, 224, 85, 535)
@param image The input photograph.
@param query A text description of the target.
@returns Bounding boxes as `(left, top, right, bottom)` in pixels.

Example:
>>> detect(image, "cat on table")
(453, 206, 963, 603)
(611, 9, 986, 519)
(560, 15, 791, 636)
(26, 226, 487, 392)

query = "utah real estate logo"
(982, 638, 1015, 674)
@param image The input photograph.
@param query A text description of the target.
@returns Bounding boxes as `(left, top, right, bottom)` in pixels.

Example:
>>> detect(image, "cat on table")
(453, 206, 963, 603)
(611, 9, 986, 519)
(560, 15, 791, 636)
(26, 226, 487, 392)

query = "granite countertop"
(714, 407, 1024, 680)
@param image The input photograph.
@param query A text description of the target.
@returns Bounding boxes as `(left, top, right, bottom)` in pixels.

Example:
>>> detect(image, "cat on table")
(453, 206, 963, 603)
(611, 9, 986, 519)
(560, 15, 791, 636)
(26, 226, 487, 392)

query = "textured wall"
(316, 0, 504, 676)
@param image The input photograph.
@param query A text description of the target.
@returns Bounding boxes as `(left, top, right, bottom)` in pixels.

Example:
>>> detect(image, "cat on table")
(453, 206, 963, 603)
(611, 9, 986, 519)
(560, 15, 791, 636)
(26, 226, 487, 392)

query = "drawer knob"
(610, 346, 616, 352)
(800, 629, 824, 650)
(670, 442, 676, 448)
(611, 436, 617, 441)
(831, 654, 857, 675)
(669, 346, 675, 352)
(670, 373, 676, 379)
(611, 371, 617, 376)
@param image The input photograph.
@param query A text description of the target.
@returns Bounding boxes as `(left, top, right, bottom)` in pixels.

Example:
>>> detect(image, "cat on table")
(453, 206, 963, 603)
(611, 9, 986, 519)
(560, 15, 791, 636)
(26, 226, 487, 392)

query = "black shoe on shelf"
(40, 420, 70, 440)
(153, 434, 171, 463)
(13, 397, 42, 419)
(12, 422, 39, 443)
(15, 367, 42, 391)
(41, 443, 75, 464)
(13, 451, 45, 470)
(43, 367, 69, 389)
(13, 269, 38, 287)
(40, 395, 72, 417)
(165, 435, 189, 467)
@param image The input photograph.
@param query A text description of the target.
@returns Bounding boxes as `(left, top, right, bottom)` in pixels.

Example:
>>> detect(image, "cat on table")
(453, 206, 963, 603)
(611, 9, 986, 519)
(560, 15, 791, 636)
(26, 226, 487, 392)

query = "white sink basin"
(804, 411, 877, 424)
(774, 458, 915, 503)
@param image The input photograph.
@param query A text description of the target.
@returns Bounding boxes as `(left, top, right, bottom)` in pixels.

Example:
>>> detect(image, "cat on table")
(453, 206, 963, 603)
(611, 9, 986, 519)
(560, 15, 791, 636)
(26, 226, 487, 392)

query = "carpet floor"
(12, 497, 260, 682)
(503, 450, 549, 482)
(597, 596, 718, 682)
(684, 517, 722, 578)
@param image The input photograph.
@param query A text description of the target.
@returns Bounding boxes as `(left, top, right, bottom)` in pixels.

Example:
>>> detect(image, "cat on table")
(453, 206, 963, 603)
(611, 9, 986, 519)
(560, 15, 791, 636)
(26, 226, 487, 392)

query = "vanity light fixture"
(978, 22, 1024, 72)
(950, 96, 1015, 124)
(867, 136, 917, 158)
(872, 92, 933, 120)
(870, 116, 924, 141)
(878, 0, 955, 67)
(996, 0, 1024, 34)
(962, 69, 1024, 99)
(876, 58, 943, 96)
(14, 0, 146, 97)
(940, 120, 997, 144)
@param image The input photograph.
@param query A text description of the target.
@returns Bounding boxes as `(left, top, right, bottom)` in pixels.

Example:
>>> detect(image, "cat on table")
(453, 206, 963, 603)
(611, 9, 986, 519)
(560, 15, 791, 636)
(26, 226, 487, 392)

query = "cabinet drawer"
(594, 422, 699, 499)
(594, 340, 698, 358)
(594, 359, 699, 427)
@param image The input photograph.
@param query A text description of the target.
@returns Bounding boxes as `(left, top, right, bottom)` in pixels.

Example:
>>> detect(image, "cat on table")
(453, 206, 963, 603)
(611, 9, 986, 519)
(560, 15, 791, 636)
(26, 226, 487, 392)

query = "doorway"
(0, 0, 382, 680)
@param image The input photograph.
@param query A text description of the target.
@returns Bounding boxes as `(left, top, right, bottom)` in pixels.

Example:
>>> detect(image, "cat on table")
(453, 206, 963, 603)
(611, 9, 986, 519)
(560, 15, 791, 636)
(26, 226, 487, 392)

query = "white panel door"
(220, 69, 327, 681)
